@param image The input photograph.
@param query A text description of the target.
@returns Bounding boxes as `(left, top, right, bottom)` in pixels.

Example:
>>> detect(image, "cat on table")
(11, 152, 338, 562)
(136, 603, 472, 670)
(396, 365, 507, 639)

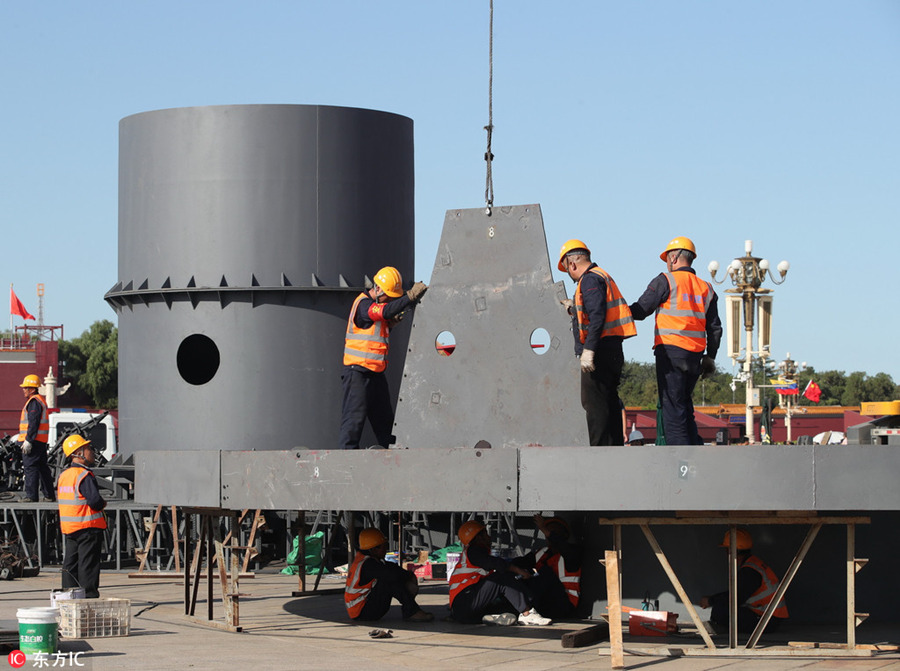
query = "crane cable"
(484, 0, 494, 215)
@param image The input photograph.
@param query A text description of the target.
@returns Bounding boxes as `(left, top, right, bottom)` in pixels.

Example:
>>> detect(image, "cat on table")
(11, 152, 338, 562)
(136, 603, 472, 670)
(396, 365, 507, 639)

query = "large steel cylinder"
(107, 105, 414, 455)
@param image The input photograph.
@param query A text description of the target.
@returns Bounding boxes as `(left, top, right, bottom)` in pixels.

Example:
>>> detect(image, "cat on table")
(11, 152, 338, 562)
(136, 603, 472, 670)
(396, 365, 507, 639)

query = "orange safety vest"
(57, 467, 107, 535)
(742, 555, 789, 618)
(448, 546, 490, 606)
(343, 293, 390, 373)
(653, 271, 713, 352)
(575, 267, 637, 343)
(535, 547, 581, 607)
(344, 552, 376, 618)
(18, 394, 49, 443)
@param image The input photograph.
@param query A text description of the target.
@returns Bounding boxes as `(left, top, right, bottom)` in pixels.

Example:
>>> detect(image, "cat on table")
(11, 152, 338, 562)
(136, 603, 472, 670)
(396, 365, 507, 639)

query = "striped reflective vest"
(448, 546, 490, 606)
(535, 547, 581, 607)
(653, 271, 713, 352)
(18, 394, 49, 443)
(575, 267, 637, 343)
(343, 293, 390, 373)
(344, 552, 376, 618)
(742, 554, 789, 618)
(57, 467, 106, 534)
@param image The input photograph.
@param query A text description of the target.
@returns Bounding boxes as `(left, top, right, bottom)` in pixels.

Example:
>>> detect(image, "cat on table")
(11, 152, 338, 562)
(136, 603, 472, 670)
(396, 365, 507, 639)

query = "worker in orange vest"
(449, 520, 552, 626)
(700, 529, 789, 634)
(57, 435, 107, 598)
(558, 240, 636, 445)
(344, 528, 433, 622)
(629, 237, 722, 445)
(515, 515, 582, 619)
(16, 374, 54, 502)
(338, 266, 427, 450)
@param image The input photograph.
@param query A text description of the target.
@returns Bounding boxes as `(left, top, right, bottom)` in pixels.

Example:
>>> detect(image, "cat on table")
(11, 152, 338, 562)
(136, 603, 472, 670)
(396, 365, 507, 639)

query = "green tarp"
(281, 531, 326, 575)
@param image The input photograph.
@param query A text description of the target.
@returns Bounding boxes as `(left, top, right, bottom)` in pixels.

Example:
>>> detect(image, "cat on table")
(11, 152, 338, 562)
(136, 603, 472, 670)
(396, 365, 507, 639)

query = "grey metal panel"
(815, 446, 900, 509)
(112, 105, 414, 467)
(134, 450, 220, 507)
(394, 205, 587, 449)
(219, 447, 518, 511)
(519, 446, 817, 511)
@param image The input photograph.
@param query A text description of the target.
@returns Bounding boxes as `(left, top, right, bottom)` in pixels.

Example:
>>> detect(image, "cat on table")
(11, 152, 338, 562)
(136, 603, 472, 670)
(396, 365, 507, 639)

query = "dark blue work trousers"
(23, 441, 55, 501)
(655, 345, 703, 445)
(338, 367, 394, 450)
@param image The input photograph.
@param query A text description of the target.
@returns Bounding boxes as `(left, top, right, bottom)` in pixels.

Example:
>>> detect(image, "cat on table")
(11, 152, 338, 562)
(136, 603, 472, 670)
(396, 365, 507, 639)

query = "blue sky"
(2, 1, 898, 382)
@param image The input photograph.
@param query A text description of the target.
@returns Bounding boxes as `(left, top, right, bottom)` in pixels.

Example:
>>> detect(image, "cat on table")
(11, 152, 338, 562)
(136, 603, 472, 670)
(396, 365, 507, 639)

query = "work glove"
(580, 349, 595, 373)
(388, 312, 405, 328)
(560, 298, 574, 314)
(406, 281, 428, 303)
(21, 441, 32, 455)
(700, 355, 716, 380)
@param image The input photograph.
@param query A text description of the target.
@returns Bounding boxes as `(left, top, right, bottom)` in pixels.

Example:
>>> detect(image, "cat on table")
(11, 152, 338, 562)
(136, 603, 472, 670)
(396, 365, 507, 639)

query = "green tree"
(58, 320, 118, 408)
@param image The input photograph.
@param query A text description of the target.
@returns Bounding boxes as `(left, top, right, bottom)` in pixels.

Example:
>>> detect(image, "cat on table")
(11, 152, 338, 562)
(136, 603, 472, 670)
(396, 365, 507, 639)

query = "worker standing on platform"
(700, 529, 788, 633)
(57, 435, 107, 598)
(629, 237, 722, 445)
(449, 520, 552, 626)
(558, 240, 636, 446)
(338, 266, 427, 450)
(344, 527, 434, 622)
(16, 374, 54, 502)
(515, 515, 581, 619)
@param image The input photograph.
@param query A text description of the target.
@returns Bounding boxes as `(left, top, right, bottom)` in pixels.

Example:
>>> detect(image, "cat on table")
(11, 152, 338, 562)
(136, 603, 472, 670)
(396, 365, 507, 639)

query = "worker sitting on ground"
(344, 527, 434, 623)
(699, 529, 788, 634)
(512, 515, 581, 619)
(448, 520, 552, 626)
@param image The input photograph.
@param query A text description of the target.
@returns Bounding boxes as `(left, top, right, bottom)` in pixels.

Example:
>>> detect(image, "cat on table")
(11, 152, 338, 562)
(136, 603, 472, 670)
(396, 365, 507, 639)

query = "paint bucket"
(51, 588, 86, 608)
(17, 607, 59, 655)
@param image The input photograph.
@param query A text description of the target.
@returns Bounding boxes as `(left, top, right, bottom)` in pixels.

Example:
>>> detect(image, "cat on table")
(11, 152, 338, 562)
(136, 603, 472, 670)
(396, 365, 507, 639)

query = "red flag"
(10, 288, 35, 320)
(803, 380, 822, 403)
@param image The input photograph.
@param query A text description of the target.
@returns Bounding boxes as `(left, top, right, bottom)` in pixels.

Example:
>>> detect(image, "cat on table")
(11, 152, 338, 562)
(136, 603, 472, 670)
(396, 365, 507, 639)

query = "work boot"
(403, 609, 434, 623)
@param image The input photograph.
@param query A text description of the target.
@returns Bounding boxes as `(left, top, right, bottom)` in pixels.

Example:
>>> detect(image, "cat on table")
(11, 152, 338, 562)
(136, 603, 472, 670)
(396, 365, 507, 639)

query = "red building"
(0, 326, 61, 437)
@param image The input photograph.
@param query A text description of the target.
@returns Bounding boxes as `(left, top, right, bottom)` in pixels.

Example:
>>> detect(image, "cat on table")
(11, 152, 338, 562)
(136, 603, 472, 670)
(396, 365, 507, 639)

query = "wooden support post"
(171, 506, 181, 573)
(136, 505, 162, 572)
(728, 526, 738, 648)
(603, 550, 624, 669)
(206, 514, 214, 621)
(239, 510, 263, 574)
(295, 510, 306, 594)
(183, 511, 191, 615)
(639, 524, 716, 650)
(848, 523, 855, 650)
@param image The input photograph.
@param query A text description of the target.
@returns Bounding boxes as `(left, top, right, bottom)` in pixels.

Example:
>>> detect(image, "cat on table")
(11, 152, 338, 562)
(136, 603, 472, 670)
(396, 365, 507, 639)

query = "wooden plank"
(598, 516, 870, 526)
(598, 645, 875, 658)
(745, 523, 821, 649)
(561, 623, 608, 649)
(603, 550, 624, 669)
(639, 525, 716, 650)
(847, 523, 855, 650)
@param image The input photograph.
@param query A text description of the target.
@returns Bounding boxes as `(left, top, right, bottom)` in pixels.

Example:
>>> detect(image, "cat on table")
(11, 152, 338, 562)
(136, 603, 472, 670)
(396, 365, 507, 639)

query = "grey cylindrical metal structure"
(106, 105, 414, 455)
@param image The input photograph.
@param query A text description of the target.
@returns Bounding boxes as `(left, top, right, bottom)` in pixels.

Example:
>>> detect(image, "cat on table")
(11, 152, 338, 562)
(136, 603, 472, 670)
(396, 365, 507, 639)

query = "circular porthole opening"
(177, 334, 220, 385)
(435, 331, 456, 357)
(530, 327, 551, 355)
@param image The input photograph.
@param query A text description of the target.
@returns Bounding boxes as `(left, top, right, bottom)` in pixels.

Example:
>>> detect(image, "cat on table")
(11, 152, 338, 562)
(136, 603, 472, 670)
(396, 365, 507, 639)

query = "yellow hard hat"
(557, 239, 591, 272)
(358, 528, 387, 550)
(660, 236, 697, 261)
(63, 434, 92, 458)
(719, 528, 753, 551)
(20, 374, 40, 388)
(458, 520, 486, 545)
(373, 266, 403, 298)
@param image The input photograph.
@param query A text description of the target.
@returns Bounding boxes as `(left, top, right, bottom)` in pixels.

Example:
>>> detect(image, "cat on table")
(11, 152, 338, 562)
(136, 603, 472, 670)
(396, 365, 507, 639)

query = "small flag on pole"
(770, 378, 799, 395)
(10, 286, 35, 320)
(803, 380, 822, 403)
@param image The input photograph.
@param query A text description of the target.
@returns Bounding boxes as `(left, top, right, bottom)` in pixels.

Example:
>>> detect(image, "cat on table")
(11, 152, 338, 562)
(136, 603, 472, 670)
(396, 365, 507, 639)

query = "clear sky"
(2, 1, 898, 382)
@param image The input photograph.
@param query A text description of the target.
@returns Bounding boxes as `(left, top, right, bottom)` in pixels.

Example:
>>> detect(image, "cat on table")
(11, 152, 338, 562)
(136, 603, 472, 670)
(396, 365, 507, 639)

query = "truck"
(48, 411, 118, 462)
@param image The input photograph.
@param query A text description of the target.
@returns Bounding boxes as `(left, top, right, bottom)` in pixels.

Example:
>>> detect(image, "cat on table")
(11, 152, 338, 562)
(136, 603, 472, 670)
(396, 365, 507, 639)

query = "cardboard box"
(628, 611, 678, 637)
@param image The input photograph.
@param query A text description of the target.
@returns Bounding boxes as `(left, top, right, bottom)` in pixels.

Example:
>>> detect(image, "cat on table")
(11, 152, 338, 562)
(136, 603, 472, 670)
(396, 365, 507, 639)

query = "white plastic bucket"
(51, 588, 86, 608)
(17, 607, 59, 655)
